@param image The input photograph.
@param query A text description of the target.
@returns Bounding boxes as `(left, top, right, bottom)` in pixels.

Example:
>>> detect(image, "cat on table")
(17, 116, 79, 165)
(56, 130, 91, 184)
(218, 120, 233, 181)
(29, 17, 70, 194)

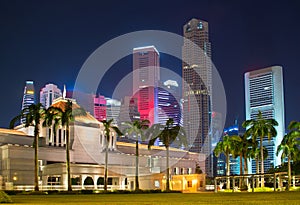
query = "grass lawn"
(8, 192, 300, 205)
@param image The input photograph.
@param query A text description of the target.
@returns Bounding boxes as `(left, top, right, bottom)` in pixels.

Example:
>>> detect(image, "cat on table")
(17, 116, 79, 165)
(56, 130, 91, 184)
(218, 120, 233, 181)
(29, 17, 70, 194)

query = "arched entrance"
(84, 176, 94, 185)
(97, 177, 104, 185)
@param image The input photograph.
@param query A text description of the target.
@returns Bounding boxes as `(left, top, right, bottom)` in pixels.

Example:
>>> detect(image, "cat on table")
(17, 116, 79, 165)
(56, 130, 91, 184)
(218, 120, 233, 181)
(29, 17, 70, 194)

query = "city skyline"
(1, 1, 300, 129)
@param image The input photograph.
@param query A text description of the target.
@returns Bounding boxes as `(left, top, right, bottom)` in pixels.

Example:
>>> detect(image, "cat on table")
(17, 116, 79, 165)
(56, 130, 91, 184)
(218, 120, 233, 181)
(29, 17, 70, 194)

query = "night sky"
(0, 0, 299, 130)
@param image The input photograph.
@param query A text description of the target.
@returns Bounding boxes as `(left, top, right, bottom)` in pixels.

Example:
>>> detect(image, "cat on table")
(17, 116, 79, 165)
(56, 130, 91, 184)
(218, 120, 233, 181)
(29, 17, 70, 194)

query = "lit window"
(154, 180, 160, 188)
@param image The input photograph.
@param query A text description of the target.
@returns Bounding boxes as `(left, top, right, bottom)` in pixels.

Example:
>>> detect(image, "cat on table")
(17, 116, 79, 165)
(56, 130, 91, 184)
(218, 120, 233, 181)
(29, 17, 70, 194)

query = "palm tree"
(122, 120, 150, 191)
(148, 118, 187, 192)
(231, 136, 244, 176)
(249, 141, 260, 186)
(58, 100, 73, 191)
(249, 143, 268, 188)
(277, 121, 300, 190)
(101, 119, 123, 191)
(10, 103, 46, 191)
(43, 106, 62, 145)
(288, 121, 300, 131)
(231, 134, 250, 187)
(242, 110, 278, 187)
(44, 100, 86, 191)
(240, 134, 252, 176)
(214, 135, 240, 189)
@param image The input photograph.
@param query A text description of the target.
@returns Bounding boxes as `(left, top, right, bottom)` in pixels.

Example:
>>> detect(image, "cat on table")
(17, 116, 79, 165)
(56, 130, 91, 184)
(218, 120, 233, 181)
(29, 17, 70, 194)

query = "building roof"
(0, 128, 27, 136)
(133, 45, 159, 55)
(51, 99, 100, 125)
(75, 114, 101, 125)
(116, 141, 200, 160)
(117, 141, 188, 152)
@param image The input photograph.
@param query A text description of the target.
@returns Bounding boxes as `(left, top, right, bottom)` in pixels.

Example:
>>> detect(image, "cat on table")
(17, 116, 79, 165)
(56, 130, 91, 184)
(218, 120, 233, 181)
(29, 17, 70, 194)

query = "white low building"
(0, 99, 206, 191)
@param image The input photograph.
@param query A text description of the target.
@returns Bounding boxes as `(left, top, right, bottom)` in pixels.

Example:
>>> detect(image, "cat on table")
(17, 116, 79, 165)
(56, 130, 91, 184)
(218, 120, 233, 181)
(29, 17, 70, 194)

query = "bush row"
(4, 189, 182, 195)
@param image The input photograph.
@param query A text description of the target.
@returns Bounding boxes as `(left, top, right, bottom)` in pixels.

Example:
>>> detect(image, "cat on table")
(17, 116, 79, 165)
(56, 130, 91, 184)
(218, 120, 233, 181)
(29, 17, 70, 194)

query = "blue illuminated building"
(157, 80, 181, 126)
(216, 121, 243, 176)
(155, 80, 182, 147)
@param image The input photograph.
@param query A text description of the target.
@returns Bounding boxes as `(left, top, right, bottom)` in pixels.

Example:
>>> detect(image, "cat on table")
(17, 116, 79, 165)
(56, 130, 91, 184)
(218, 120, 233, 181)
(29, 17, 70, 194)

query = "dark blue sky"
(0, 0, 299, 129)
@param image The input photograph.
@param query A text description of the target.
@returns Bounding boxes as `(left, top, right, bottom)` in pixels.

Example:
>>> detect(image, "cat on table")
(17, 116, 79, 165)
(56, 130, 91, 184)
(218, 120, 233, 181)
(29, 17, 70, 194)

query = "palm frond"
(111, 126, 123, 136)
(9, 114, 22, 128)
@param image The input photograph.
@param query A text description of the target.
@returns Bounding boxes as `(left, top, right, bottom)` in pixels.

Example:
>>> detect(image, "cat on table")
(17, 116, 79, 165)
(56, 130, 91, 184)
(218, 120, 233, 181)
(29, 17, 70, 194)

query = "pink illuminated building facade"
(132, 46, 160, 125)
(94, 95, 107, 122)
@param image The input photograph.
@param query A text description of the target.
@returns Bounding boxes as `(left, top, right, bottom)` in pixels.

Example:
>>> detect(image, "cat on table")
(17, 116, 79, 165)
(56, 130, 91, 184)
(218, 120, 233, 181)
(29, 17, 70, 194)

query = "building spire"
(63, 84, 66, 99)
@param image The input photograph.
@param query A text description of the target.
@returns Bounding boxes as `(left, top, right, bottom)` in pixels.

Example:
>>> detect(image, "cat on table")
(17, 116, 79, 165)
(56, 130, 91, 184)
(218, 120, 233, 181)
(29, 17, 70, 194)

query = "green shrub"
(21, 191, 47, 195)
(80, 190, 94, 194)
(0, 190, 12, 203)
(254, 187, 274, 192)
(111, 190, 131, 194)
(219, 189, 233, 193)
(290, 187, 300, 191)
(46, 190, 59, 195)
(162, 190, 181, 193)
(239, 185, 248, 191)
(3, 190, 22, 195)
(132, 189, 145, 194)
(55, 191, 80, 195)
(150, 189, 162, 193)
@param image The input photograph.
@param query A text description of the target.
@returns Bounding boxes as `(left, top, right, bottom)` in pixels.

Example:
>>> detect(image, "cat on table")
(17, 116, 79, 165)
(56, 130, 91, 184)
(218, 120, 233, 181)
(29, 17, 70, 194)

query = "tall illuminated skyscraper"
(182, 18, 213, 176)
(40, 83, 62, 109)
(21, 81, 35, 124)
(133, 46, 160, 125)
(245, 65, 285, 173)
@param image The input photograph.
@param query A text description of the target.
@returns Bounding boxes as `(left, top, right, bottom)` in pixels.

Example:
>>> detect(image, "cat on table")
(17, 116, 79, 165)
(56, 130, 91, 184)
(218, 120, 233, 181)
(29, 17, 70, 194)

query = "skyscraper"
(182, 19, 213, 176)
(21, 81, 35, 124)
(106, 98, 121, 126)
(133, 46, 160, 125)
(40, 83, 62, 109)
(244, 65, 285, 173)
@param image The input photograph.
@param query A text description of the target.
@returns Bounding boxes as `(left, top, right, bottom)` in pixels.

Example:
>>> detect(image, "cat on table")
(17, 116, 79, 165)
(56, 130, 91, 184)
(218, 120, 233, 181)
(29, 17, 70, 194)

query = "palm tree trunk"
(104, 136, 109, 191)
(34, 124, 39, 191)
(66, 125, 72, 191)
(260, 136, 264, 188)
(244, 154, 248, 187)
(239, 153, 243, 188)
(226, 152, 230, 189)
(135, 140, 139, 190)
(51, 124, 56, 145)
(256, 156, 259, 188)
(239, 153, 243, 175)
(166, 146, 170, 191)
(288, 156, 291, 191)
(244, 154, 248, 175)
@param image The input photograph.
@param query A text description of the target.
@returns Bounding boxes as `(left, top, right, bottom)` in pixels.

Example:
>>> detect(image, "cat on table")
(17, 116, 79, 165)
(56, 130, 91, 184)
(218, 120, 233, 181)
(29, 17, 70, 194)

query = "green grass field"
(8, 192, 300, 205)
